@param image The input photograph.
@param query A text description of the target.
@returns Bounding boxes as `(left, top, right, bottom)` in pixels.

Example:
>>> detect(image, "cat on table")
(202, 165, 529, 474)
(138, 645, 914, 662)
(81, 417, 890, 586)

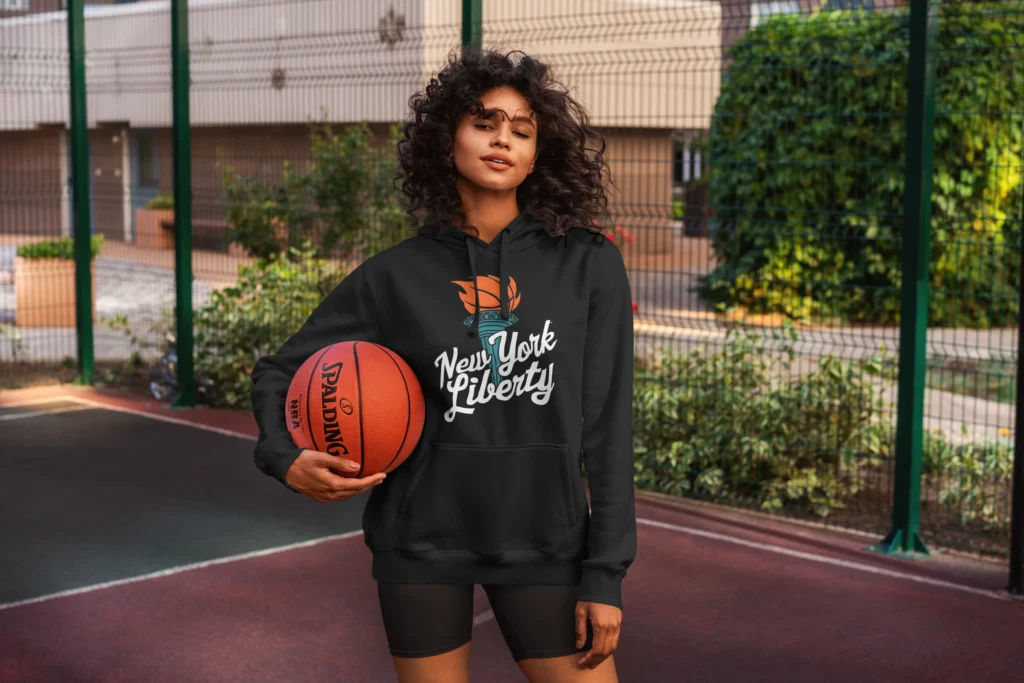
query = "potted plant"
(14, 235, 103, 327)
(135, 194, 174, 249)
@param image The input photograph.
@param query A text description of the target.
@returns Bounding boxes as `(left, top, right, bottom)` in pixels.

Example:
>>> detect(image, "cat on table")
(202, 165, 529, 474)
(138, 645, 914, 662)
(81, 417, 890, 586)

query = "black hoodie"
(250, 211, 637, 609)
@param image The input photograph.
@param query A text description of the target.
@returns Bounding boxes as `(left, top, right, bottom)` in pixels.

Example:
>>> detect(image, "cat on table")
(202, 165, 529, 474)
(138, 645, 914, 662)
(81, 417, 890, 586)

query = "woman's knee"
(392, 640, 472, 683)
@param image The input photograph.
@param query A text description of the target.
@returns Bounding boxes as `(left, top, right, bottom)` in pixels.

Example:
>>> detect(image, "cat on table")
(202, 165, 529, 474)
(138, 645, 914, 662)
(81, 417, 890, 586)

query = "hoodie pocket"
(393, 442, 577, 559)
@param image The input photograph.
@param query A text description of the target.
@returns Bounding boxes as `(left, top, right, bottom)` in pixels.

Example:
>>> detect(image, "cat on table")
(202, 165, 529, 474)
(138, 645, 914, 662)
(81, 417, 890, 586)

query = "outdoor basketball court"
(1, 387, 1021, 682)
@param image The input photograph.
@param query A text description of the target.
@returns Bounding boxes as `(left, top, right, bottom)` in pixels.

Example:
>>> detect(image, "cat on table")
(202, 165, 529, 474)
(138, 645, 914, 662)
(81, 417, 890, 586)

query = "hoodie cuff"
(579, 566, 624, 609)
(256, 434, 304, 494)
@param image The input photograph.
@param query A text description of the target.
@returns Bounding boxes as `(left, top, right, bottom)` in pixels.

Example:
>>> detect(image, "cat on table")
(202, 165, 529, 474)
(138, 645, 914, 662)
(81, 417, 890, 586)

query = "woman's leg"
(482, 584, 619, 683)
(518, 653, 618, 683)
(376, 582, 475, 683)
(392, 642, 472, 683)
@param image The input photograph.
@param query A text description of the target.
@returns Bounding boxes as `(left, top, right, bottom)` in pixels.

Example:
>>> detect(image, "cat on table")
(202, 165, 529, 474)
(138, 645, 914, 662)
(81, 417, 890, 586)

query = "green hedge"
(143, 194, 174, 210)
(632, 328, 1014, 529)
(702, 3, 1024, 328)
(16, 235, 104, 260)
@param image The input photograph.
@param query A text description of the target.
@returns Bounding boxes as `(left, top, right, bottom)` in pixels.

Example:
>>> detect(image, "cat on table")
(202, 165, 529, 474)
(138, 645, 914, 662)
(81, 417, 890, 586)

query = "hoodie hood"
(417, 212, 552, 338)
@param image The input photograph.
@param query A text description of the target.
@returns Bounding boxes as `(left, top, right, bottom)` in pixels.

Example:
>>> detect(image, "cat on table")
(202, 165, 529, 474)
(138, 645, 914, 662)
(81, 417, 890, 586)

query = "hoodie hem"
(370, 549, 584, 585)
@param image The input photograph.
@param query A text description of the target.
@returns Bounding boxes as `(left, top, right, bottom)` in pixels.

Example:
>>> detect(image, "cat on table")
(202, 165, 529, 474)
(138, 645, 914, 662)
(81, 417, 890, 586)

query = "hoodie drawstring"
(464, 228, 511, 337)
(499, 229, 510, 321)
(465, 236, 480, 337)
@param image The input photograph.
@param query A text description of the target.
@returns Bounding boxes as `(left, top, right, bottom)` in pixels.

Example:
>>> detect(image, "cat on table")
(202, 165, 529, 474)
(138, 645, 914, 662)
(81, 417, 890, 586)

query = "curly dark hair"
(395, 46, 614, 238)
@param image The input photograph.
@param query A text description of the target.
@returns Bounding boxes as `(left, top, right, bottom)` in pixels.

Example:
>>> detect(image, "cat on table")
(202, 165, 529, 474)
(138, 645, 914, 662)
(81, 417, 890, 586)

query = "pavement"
(0, 386, 1020, 683)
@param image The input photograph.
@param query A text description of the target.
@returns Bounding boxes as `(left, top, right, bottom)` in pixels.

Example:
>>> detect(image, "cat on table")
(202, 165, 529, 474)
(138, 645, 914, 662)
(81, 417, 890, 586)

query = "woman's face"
(451, 85, 538, 193)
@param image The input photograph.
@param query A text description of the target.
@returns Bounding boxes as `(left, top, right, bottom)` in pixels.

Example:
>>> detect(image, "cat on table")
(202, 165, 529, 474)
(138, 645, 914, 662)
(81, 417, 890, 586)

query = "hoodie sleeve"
(250, 262, 380, 490)
(579, 238, 638, 610)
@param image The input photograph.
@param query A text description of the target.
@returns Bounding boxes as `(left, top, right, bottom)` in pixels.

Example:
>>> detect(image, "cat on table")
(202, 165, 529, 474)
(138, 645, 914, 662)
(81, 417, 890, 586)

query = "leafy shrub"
(920, 427, 1014, 528)
(702, 3, 1024, 327)
(16, 234, 104, 260)
(143, 194, 174, 210)
(190, 241, 346, 408)
(632, 326, 1015, 530)
(632, 325, 890, 517)
(220, 120, 414, 261)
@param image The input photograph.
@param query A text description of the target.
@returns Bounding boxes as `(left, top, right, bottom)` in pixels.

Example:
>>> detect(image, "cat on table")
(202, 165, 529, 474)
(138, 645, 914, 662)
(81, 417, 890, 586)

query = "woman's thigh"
(482, 583, 594, 663)
(376, 582, 475, 660)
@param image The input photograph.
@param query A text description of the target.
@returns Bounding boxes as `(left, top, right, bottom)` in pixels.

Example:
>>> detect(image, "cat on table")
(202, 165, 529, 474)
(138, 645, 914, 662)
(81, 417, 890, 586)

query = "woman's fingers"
(574, 603, 588, 648)
(324, 471, 386, 500)
(298, 453, 385, 501)
(578, 623, 608, 668)
(575, 602, 622, 669)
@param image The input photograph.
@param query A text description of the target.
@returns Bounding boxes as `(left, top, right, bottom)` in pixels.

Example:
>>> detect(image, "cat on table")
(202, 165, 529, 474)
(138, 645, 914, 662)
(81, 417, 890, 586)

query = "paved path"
(0, 248, 216, 361)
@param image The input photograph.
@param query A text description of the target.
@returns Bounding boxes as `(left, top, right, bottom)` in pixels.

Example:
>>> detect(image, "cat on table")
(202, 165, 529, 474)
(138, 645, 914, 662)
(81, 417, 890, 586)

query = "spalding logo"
(320, 361, 349, 456)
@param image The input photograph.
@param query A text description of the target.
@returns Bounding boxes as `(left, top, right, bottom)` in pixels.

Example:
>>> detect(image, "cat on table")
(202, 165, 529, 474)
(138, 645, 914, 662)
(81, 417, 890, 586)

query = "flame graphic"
(451, 275, 521, 314)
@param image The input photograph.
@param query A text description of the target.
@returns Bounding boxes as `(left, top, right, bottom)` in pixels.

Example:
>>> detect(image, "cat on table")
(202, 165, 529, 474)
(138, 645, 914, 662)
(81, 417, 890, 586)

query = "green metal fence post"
(170, 0, 195, 408)
(1009, 190, 1024, 596)
(462, 0, 482, 49)
(67, 0, 94, 386)
(867, 0, 938, 559)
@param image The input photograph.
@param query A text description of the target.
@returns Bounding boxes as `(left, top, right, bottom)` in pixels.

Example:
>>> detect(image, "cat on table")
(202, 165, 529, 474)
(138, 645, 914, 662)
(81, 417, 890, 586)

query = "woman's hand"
(285, 449, 386, 502)
(575, 600, 622, 669)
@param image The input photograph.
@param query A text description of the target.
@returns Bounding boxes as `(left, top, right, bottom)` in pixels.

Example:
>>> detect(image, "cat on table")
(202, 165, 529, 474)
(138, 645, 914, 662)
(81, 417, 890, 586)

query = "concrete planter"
(14, 256, 96, 328)
(135, 208, 175, 249)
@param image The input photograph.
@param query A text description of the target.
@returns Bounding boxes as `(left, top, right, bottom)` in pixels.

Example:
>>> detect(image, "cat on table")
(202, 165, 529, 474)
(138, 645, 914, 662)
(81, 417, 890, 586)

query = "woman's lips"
(482, 158, 513, 171)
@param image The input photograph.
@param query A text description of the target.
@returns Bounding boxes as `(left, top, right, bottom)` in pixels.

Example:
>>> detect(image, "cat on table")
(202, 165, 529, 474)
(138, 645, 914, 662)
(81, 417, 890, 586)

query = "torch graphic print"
(451, 274, 521, 386)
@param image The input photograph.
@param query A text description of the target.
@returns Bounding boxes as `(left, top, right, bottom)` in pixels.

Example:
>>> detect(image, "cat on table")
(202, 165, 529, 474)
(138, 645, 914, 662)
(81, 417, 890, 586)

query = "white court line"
(0, 405, 94, 421)
(637, 518, 1012, 601)
(0, 394, 256, 441)
(60, 395, 257, 441)
(0, 530, 365, 612)
(1, 518, 1010, 613)
(473, 609, 495, 626)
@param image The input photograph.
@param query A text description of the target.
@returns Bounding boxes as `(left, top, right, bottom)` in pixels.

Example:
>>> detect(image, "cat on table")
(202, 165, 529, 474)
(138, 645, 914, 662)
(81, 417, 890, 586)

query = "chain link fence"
(0, 0, 1020, 562)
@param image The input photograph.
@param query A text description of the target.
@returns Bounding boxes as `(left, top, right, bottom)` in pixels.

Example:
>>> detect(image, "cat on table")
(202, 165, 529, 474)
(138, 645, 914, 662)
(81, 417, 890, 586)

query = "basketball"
(285, 341, 425, 477)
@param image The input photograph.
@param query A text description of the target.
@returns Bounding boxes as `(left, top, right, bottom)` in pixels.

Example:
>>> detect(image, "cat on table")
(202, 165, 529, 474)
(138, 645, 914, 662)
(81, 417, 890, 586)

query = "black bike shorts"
(376, 582, 595, 662)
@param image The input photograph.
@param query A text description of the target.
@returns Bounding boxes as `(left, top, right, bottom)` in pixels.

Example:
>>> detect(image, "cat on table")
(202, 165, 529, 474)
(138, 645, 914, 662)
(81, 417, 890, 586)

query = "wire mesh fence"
(0, 0, 1020, 561)
(920, 0, 1021, 555)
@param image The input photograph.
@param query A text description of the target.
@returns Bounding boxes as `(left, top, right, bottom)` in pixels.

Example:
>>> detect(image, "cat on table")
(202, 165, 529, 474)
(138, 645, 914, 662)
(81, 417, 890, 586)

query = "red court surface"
(1, 385, 1022, 682)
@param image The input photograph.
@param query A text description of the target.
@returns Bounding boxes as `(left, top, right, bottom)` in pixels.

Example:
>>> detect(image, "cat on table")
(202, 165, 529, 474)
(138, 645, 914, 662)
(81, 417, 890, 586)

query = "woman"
(250, 46, 637, 683)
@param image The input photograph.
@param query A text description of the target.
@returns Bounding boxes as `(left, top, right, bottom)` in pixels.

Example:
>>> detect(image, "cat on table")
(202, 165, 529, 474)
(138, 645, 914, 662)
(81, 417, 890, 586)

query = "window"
(0, 0, 31, 11)
(750, 1, 801, 29)
(672, 142, 704, 185)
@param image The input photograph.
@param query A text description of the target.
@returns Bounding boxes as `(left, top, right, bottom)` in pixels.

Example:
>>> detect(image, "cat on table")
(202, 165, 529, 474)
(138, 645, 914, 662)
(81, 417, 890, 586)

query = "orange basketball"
(285, 341, 425, 477)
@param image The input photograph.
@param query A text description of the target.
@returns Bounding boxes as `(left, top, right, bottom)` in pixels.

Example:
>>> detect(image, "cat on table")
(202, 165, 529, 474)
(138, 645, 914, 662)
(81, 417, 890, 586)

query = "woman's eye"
(475, 123, 529, 139)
